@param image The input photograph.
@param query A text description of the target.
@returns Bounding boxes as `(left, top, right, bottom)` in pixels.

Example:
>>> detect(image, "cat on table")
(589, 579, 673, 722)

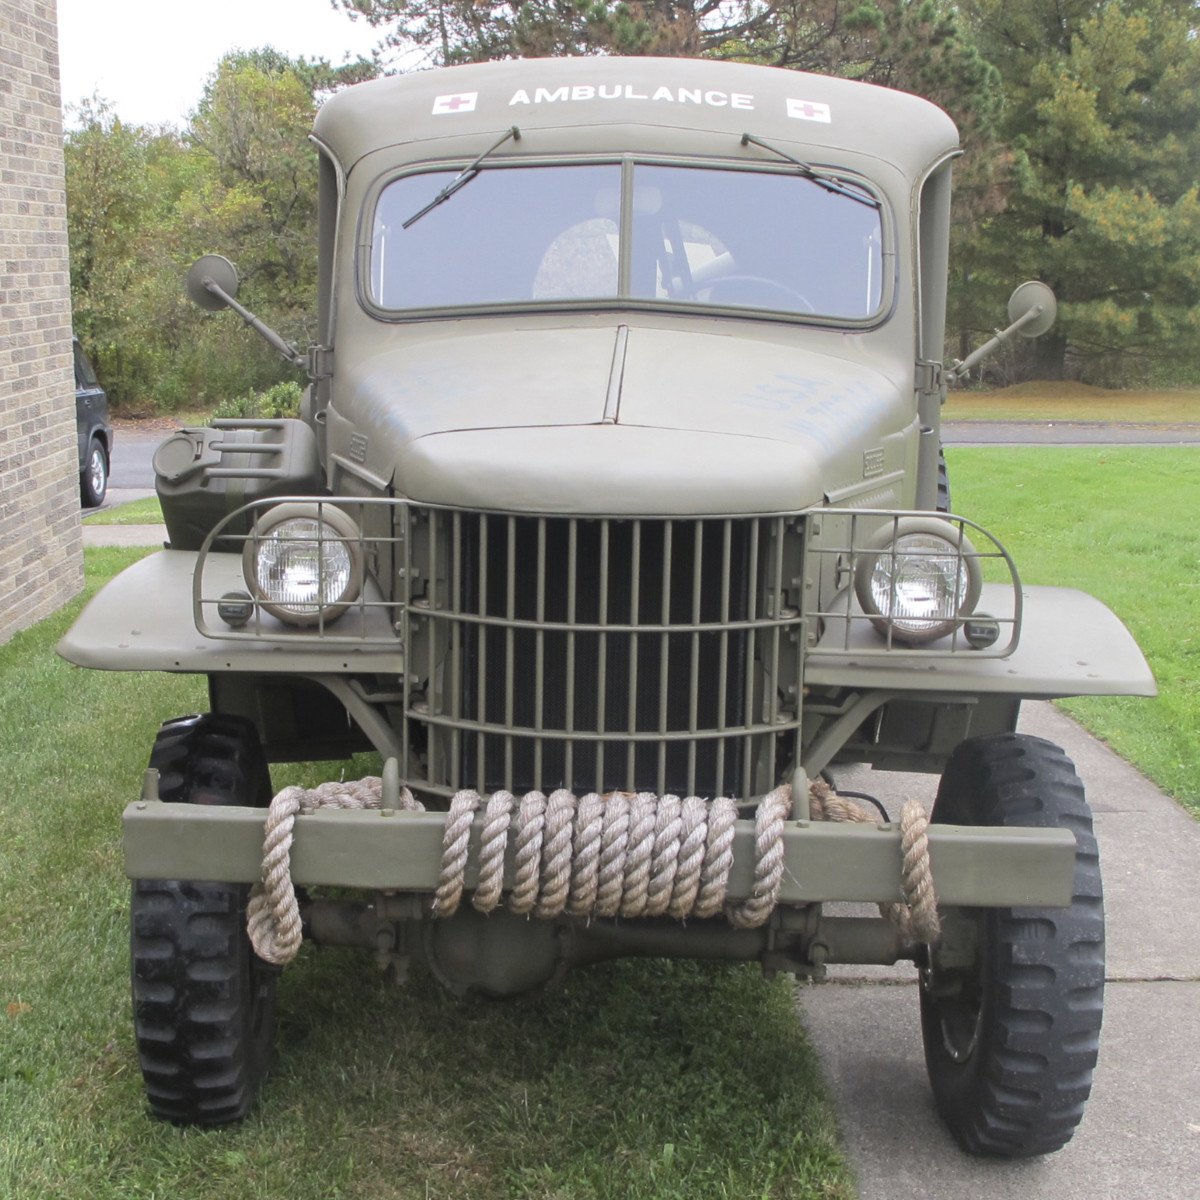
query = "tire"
(919, 733, 1104, 1157)
(936, 443, 951, 513)
(131, 713, 277, 1125)
(81, 438, 108, 507)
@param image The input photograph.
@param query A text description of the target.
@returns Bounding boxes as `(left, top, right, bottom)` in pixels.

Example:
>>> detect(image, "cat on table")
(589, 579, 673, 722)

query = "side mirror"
(186, 254, 241, 311)
(1007, 280, 1057, 338)
(184, 254, 304, 367)
(949, 281, 1058, 381)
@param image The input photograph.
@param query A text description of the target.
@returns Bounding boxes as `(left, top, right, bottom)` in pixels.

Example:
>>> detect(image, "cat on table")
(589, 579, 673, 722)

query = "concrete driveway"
(801, 702, 1200, 1197)
(108, 423, 164, 490)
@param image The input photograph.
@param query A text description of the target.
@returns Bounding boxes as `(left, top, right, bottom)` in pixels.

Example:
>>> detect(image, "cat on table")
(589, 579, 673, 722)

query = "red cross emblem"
(786, 98, 832, 123)
(432, 92, 478, 115)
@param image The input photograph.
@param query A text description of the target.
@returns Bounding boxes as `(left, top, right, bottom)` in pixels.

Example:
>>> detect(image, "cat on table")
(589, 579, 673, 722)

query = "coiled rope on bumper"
(429, 787, 762, 925)
(808, 779, 940, 947)
(246, 778, 424, 965)
(247, 778, 938, 966)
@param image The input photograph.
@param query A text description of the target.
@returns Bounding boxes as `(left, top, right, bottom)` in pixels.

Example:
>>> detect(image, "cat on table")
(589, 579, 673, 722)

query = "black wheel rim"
(934, 976, 983, 1064)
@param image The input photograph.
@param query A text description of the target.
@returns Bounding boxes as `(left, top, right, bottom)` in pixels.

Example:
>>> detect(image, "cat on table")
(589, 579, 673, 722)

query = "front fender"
(805, 582, 1156, 699)
(56, 549, 402, 675)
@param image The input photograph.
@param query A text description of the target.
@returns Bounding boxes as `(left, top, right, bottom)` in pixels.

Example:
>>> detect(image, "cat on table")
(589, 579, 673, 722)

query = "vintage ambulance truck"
(60, 56, 1154, 1153)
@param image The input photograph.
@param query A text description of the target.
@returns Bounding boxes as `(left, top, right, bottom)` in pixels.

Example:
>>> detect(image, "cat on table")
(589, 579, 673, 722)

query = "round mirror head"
(186, 254, 240, 311)
(1008, 280, 1057, 338)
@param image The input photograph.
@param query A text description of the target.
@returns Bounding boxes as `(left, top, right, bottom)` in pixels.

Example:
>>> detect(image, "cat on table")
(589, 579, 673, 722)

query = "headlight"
(242, 502, 362, 626)
(854, 516, 982, 645)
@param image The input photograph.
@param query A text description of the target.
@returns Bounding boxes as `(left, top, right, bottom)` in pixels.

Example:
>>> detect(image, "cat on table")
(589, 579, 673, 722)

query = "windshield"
(369, 161, 885, 320)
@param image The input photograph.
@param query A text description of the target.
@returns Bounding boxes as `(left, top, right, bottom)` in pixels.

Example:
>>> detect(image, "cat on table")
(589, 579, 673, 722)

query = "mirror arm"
(201, 277, 305, 367)
(948, 304, 1047, 382)
(945, 304, 1051, 379)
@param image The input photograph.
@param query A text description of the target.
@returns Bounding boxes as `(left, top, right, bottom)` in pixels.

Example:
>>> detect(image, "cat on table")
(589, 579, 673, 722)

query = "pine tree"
(957, 0, 1200, 381)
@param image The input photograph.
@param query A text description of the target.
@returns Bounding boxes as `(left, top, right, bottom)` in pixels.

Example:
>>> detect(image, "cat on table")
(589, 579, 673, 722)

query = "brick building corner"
(1, 0, 83, 645)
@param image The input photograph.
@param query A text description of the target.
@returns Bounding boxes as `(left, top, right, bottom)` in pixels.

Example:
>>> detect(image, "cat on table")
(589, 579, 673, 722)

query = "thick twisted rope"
(726, 785, 791, 929)
(809, 780, 941, 944)
(896, 796, 940, 944)
(430, 789, 480, 918)
(249, 776, 938, 966)
(246, 777, 423, 965)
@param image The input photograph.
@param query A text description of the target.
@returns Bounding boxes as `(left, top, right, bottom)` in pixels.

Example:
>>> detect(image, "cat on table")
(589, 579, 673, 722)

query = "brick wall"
(0, 0, 83, 645)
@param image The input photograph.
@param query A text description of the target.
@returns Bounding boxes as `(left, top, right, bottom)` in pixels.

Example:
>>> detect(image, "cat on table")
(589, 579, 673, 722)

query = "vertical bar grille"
(410, 508, 804, 799)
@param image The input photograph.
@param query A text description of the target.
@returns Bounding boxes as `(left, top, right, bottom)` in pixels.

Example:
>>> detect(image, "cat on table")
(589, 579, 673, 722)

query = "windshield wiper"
(402, 126, 522, 230)
(740, 133, 880, 209)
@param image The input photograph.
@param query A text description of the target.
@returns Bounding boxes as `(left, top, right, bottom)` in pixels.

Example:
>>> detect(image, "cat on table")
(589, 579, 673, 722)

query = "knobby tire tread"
(131, 713, 277, 1126)
(921, 733, 1104, 1157)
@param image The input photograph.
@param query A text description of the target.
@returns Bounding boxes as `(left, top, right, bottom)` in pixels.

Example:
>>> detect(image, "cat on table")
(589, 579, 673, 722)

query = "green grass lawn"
(0, 549, 852, 1200)
(83, 497, 164, 526)
(944, 382, 1200, 423)
(950, 446, 1200, 817)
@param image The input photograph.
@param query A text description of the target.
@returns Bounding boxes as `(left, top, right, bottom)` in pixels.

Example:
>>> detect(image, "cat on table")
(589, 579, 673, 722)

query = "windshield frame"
(356, 152, 897, 329)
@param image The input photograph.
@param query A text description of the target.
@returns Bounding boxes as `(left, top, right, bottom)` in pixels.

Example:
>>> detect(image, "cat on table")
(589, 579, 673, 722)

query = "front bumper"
(123, 796, 1076, 909)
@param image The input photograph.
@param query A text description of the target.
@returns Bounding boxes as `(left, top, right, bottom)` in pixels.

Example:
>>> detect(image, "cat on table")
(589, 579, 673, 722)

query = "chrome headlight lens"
(854, 517, 982, 645)
(243, 503, 362, 626)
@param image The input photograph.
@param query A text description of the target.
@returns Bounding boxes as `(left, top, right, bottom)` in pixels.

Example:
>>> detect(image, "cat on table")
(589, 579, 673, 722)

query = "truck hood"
(342, 324, 911, 514)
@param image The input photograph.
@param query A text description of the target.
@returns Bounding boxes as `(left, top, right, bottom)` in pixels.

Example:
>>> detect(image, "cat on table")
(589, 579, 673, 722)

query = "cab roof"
(314, 56, 960, 180)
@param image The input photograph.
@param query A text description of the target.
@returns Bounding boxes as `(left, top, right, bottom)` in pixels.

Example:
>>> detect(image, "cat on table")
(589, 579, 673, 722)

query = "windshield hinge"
(308, 345, 334, 381)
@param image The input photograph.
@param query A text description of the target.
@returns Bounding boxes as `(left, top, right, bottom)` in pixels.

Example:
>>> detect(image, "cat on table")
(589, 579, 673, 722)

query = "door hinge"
(915, 359, 944, 400)
(308, 345, 334, 380)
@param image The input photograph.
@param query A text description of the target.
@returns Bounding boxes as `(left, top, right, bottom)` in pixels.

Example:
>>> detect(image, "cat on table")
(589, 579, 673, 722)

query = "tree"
(334, 0, 994, 97)
(955, 0, 1200, 382)
(188, 50, 377, 345)
(64, 51, 378, 411)
(64, 99, 198, 405)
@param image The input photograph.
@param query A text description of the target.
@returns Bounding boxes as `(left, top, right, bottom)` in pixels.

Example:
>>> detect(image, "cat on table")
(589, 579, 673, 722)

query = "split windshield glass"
(369, 161, 884, 320)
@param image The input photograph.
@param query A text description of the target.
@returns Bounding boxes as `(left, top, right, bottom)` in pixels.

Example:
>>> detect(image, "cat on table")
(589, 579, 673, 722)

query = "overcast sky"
(57, 0, 390, 128)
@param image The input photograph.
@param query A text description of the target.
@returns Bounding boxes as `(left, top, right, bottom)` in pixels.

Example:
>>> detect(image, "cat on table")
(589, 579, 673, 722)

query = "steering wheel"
(699, 275, 815, 313)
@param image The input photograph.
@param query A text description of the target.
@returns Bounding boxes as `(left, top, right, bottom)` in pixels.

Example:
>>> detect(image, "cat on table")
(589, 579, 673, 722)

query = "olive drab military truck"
(59, 57, 1154, 1153)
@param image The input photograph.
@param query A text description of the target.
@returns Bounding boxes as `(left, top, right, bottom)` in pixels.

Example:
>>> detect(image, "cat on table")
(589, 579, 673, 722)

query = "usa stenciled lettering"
(508, 84, 755, 110)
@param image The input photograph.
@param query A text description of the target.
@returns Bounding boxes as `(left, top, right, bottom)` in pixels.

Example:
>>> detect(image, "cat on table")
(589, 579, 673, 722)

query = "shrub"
(212, 379, 304, 422)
